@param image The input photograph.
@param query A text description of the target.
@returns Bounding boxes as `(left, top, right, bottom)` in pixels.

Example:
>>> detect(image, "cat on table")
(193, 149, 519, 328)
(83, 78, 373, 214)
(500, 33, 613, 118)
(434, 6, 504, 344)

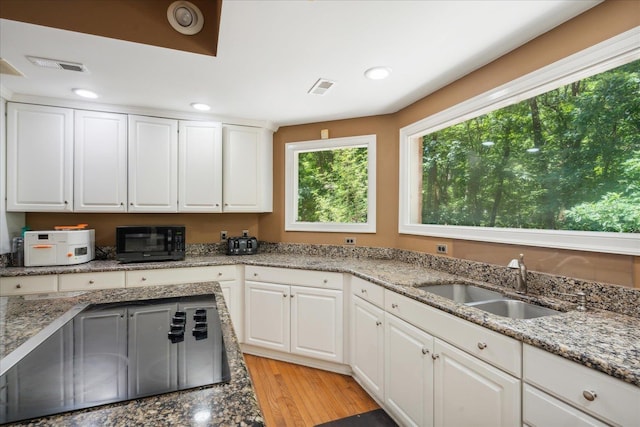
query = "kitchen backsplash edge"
(1, 241, 638, 318)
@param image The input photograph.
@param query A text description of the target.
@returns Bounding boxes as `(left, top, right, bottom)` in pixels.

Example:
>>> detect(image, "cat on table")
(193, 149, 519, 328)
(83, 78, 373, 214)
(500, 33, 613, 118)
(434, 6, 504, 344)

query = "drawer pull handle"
(376, 321, 382, 326)
(141, 277, 147, 281)
(422, 348, 429, 355)
(89, 280, 95, 284)
(290, 294, 294, 298)
(218, 272, 223, 276)
(361, 289, 367, 294)
(582, 390, 597, 401)
(254, 273, 258, 277)
(283, 294, 287, 298)
(16, 284, 21, 289)
(477, 342, 487, 350)
(432, 354, 440, 360)
(323, 279, 328, 283)
(391, 303, 398, 309)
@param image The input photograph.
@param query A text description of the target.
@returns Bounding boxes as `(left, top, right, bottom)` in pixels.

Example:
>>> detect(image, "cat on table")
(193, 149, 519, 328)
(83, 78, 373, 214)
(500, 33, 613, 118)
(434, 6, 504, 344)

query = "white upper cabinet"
(178, 121, 222, 212)
(128, 115, 178, 212)
(222, 125, 273, 212)
(6, 103, 73, 212)
(74, 110, 128, 212)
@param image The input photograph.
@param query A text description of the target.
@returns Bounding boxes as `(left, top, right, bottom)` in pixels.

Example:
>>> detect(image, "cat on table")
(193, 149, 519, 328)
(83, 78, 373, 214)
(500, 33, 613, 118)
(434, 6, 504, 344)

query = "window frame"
(285, 134, 377, 233)
(399, 27, 640, 255)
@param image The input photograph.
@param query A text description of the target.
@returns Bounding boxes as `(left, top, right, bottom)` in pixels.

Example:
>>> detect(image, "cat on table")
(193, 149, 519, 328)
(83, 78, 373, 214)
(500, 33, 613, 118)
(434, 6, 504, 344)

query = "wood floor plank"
(244, 354, 380, 426)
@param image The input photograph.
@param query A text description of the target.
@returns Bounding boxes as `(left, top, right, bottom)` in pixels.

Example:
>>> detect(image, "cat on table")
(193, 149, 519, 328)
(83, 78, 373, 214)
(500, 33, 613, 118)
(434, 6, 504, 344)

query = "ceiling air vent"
(26, 56, 88, 73)
(0, 58, 24, 76)
(308, 78, 335, 96)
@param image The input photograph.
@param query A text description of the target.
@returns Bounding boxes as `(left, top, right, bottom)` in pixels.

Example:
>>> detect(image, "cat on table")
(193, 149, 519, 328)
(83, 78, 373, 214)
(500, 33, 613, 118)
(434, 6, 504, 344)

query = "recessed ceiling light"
(191, 102, 211, 111)
(72, 88, 98, 99)
(167, 1, 204, 35)
(364, 66, 392, 80)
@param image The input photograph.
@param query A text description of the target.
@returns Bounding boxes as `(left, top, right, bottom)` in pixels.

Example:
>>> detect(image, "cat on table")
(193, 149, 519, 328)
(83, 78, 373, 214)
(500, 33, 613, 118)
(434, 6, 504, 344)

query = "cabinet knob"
(361, 288, 367, 294)
(376, 321, 382, 326)
(218, 272, 223, 276)
(64, 200, 68, 204)
(477, 342, 487, 350)
(89, 280, 95, 284)
(120, 202, 124, 206)
(323, 279, 328, 284)
(215, 203, 220, 207)
(391, 303, 398, 309)
(422, 348, 429, 355)
(15, 284, 21, 289)
(253, 273, 258, 277)
(141, 277, 147, 281)
(283, 293, 287, 298)
(130, 202, 134, 206)
(582, 390, 597, 401)
(290, 294, 294, 298)
(432, 354, 440, 360)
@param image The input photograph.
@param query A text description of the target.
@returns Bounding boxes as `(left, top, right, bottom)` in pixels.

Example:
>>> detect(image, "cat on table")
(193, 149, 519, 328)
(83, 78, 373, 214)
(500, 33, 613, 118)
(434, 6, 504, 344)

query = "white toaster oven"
(24, 229, 95, 267)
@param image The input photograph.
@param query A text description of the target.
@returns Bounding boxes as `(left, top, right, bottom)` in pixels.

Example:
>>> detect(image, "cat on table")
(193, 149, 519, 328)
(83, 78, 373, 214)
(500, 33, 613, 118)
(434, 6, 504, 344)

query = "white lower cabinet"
(350, 295, 385, 401)
(523, 384, 608, 427)
(244, 266, 344, 364)
(219, 278, 243, 342)
(433, 339, 520, 427)
(384, 312, 434, 427)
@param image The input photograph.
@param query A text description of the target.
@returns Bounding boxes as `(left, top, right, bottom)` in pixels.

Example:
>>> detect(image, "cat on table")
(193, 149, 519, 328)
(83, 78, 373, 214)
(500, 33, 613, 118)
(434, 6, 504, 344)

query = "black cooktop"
(0, 295, 230, 424)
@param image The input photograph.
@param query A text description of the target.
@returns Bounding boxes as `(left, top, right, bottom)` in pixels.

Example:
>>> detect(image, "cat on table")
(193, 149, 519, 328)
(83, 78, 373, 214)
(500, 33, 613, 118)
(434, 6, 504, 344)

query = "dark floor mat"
(315, 409, 398, 427)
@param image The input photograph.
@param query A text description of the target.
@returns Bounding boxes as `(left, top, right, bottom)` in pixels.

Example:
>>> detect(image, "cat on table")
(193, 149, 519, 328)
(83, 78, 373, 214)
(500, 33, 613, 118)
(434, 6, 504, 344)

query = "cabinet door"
(222, 125, 273, 212)
(433, 339, 520, 427)
(6, 103, 73, 212)
(385, 313, 434, 427)
(74, 110, 127, 212)
(244, 281, 290, 351)
(351, 295, 384, 400)
(220, 279, 243, 342)
(73, 306, 127, 406)
(290, 285, 343, 363)
(523, 384, 608, 427)
(127, 302, 178, 398)
(128, 115, 178, 212)
(178, 121, 222, 212)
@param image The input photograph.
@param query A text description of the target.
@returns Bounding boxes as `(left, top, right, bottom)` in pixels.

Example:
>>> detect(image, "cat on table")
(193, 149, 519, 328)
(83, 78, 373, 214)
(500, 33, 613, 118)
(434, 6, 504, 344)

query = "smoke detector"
(308, 78, 335, 96)
(167, 1, 204, 35)
(26, 56, 88, 73)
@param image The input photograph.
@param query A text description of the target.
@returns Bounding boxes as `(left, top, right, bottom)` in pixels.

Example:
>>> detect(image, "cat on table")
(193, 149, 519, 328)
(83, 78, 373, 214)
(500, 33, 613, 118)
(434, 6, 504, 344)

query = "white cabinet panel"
(244, 281, 290, 352)
(178, 121, 222, 212)
(433, 339, 520, 427)
(351, 296, 384, 401)
(222, 125, 273, 212)
(128, 115, 178, 212)
(290, 286, 343, 363)
(74, 110, 127, 212)
(220, 279, 243, 342)
(0, 275, 58, 296)
(59, 271, 125, 291)
(6, 103, 73, 211)
(523, 384, 608, 427)
(385, 313, 434, 427)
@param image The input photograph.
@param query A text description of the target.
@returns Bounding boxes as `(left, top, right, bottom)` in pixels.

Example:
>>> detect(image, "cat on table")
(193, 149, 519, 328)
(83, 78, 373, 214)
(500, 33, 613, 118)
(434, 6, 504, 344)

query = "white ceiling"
(0, 0, 601, 128)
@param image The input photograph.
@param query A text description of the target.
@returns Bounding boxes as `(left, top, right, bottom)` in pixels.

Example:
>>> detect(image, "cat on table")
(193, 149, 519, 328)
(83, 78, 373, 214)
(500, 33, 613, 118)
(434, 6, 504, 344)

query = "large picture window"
(286, 135, 376, 232)
(399, 28, 639, 255)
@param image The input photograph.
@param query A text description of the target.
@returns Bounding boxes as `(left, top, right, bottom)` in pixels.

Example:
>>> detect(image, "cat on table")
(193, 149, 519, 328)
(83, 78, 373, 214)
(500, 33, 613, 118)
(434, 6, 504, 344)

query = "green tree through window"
(419, 59, 640, 233)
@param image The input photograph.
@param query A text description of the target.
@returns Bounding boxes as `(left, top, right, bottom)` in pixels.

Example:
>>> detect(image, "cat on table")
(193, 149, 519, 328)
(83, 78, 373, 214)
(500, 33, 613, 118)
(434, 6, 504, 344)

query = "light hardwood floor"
(244, 354, 379, 426)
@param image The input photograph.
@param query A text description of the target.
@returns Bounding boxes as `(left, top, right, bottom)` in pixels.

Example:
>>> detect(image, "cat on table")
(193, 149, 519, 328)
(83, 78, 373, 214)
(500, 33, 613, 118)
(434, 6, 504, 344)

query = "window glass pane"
(297, 146, 368, 223)
(417, 59, 639, 233)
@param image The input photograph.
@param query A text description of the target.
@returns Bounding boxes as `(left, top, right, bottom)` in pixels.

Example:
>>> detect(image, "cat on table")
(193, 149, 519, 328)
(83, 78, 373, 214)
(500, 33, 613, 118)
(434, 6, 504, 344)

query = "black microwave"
(116, 226, 186, 263)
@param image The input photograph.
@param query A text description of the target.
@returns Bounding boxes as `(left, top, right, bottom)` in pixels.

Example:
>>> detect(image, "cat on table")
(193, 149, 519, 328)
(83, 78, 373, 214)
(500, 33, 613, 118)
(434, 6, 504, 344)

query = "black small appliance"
(226, 236, 258, 255)
(116, 225, 186, 263)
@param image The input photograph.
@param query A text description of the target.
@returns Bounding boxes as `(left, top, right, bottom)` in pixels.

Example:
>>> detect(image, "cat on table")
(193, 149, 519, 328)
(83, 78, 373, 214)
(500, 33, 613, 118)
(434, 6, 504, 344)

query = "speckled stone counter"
(2, 250, 639, 394)
(0, 282, 264, 426)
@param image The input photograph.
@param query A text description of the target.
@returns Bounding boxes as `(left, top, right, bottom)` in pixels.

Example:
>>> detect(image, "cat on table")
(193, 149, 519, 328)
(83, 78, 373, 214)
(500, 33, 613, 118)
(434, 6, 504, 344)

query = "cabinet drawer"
(59, 271, 125, 291)
(351, 276, 384, 307)
(385, 289, 521, 376)
(524, 384, 608, 427)
(524, 344, 639, 426)
(0, 275, 58, 295)
(245, 266, 342, 290)
(126, 266, 234, 287)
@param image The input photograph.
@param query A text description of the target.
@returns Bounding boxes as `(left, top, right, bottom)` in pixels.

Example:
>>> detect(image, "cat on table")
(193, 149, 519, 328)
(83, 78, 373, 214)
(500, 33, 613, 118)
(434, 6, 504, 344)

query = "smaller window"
(285, 135, 376, 232)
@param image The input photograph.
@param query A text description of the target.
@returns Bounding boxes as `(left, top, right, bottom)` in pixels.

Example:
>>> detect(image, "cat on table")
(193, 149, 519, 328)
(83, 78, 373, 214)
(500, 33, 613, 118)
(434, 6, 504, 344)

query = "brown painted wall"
(259, 0, 640, 288)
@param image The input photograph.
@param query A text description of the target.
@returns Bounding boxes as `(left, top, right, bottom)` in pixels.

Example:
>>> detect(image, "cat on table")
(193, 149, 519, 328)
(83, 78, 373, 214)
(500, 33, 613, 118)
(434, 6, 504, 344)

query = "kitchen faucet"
(508, 254, 527, 294)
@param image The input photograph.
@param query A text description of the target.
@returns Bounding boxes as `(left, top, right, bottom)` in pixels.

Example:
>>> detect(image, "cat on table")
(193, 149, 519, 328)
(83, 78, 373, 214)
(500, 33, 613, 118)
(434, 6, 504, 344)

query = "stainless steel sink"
(418, 284, 505, 304)
(469, 299, 562, 319)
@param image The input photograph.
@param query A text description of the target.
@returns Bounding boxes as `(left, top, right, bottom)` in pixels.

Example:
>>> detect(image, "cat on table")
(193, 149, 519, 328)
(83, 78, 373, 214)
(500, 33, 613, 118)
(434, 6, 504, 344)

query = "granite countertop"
(2, 253, 639, 395)
(0, 282, 264, 426)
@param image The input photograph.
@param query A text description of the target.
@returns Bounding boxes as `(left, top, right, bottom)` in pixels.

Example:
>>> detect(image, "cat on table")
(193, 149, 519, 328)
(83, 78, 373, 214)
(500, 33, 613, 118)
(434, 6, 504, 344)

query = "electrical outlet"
(242, 229, 249, 237)
(220, 231, 228, 241)
(345, 237, 356, 245)
(436, 244, 448, 254)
